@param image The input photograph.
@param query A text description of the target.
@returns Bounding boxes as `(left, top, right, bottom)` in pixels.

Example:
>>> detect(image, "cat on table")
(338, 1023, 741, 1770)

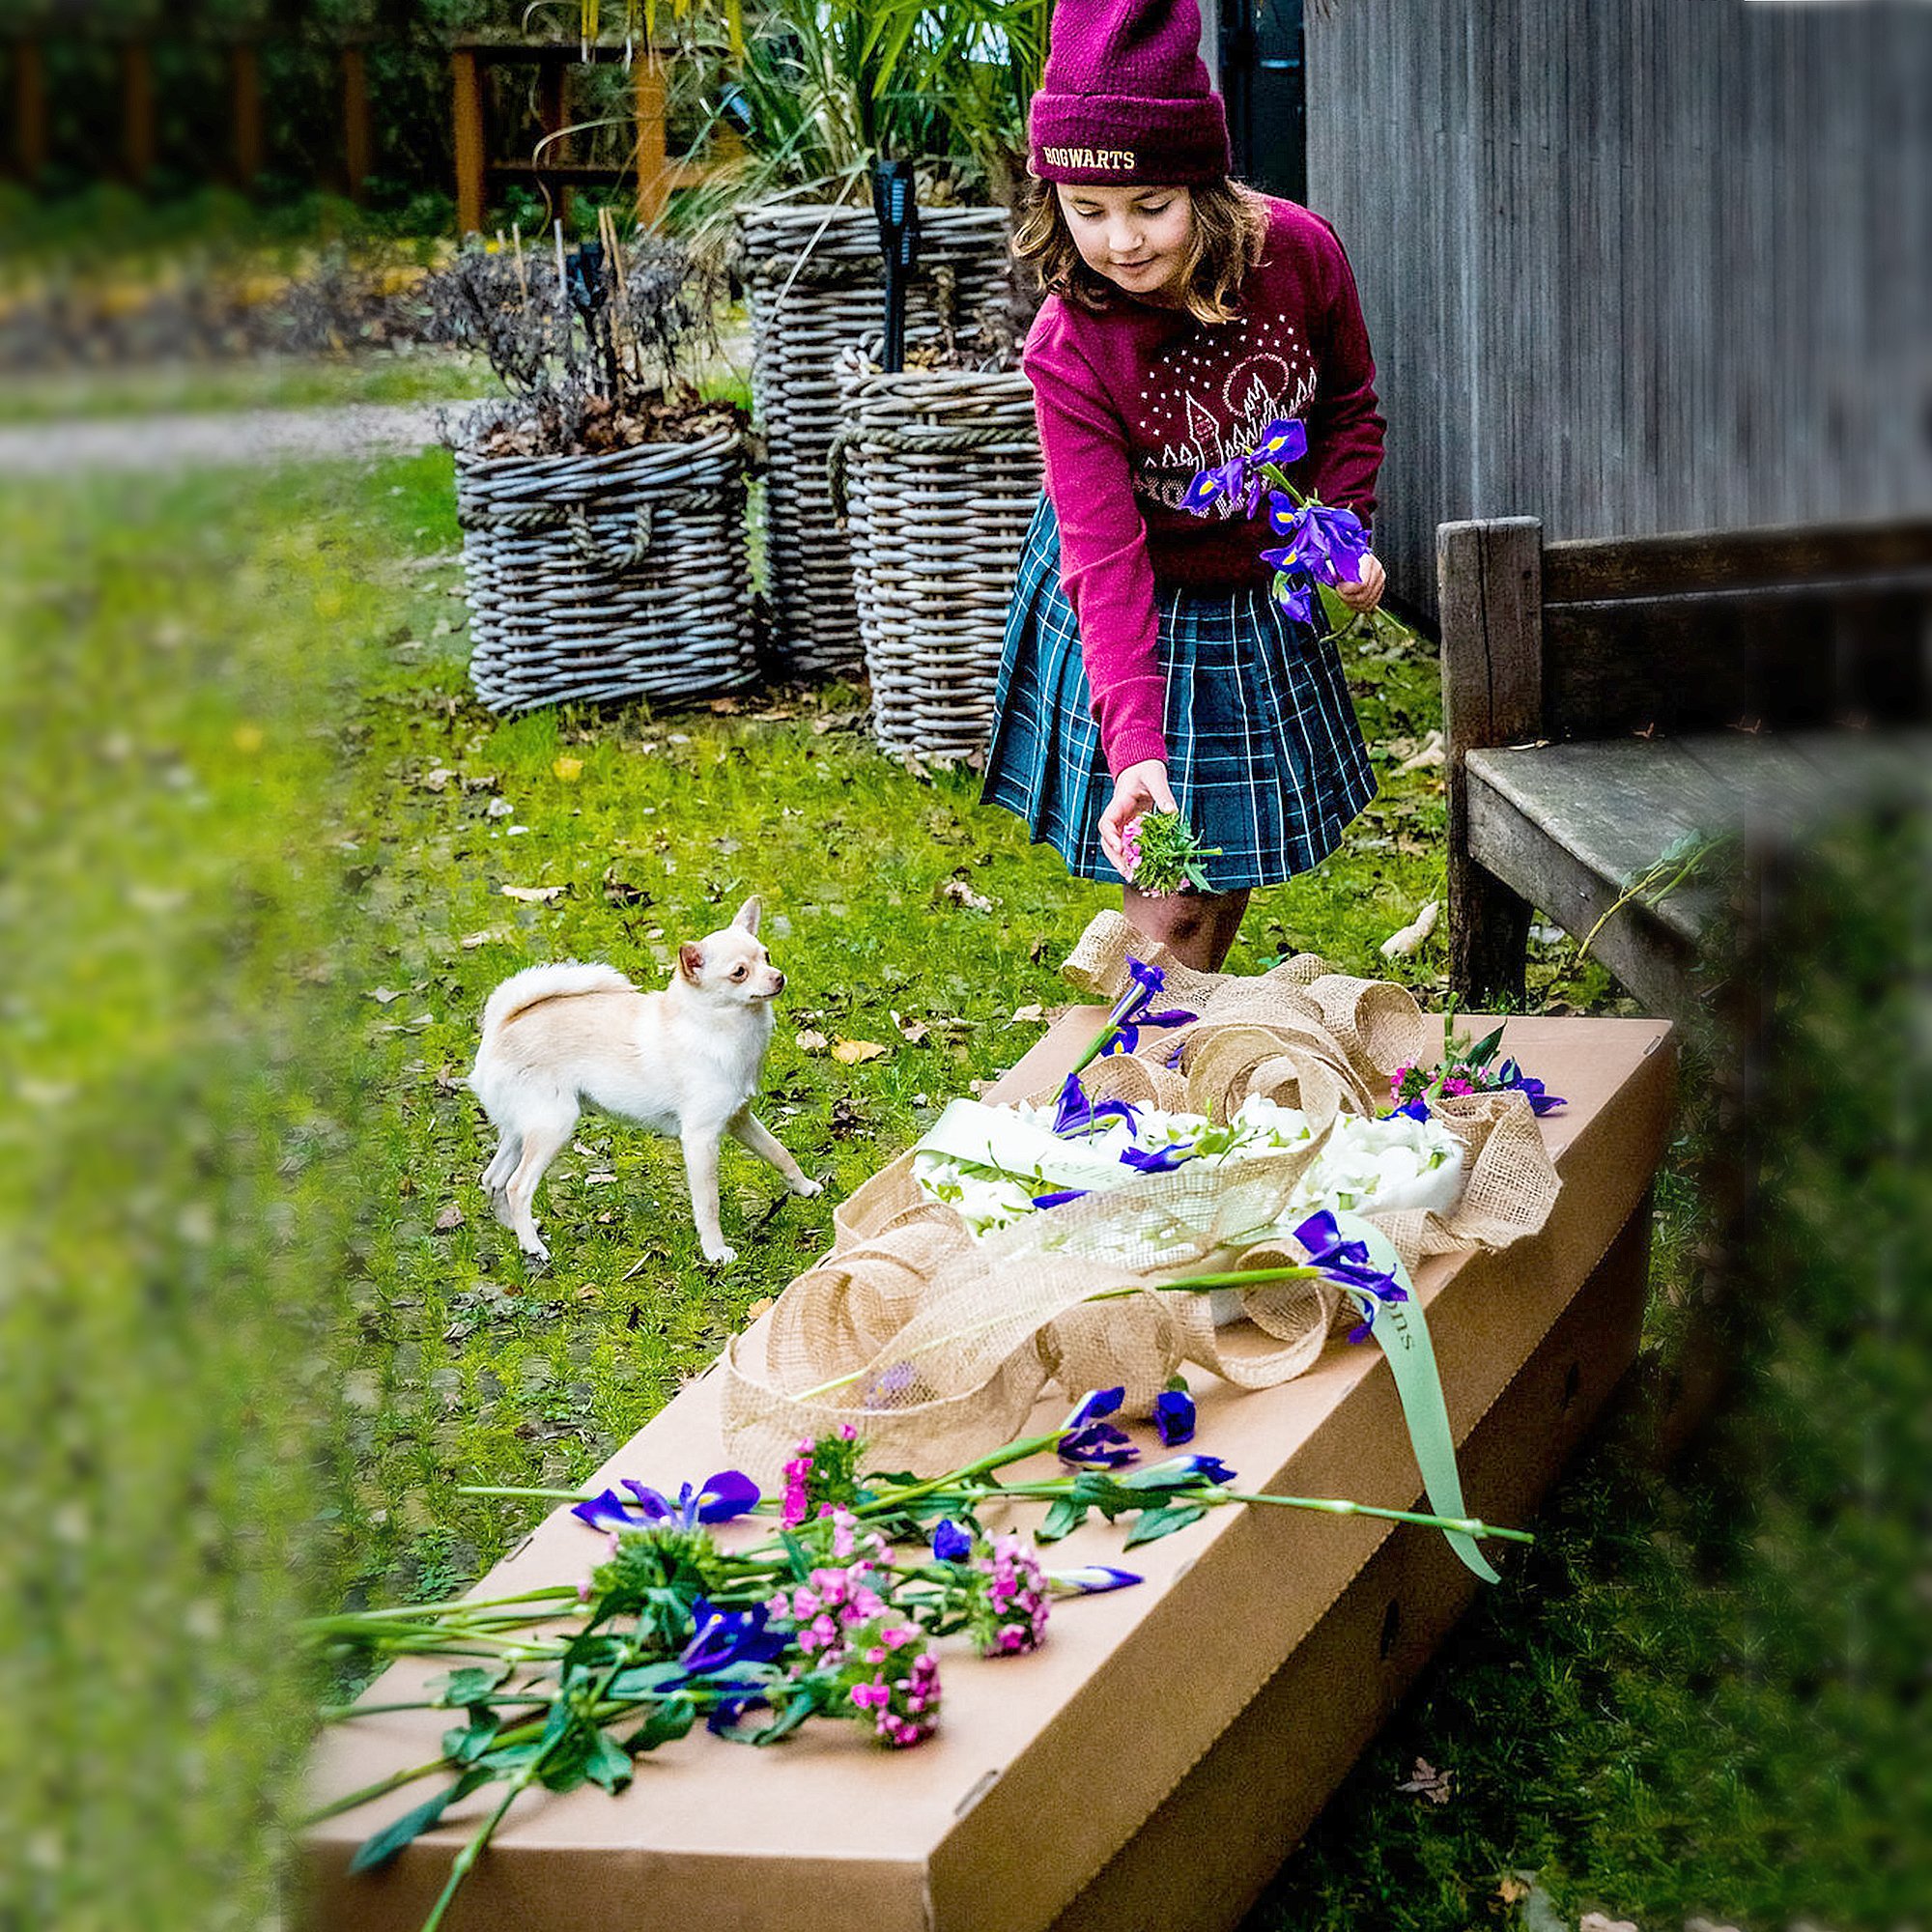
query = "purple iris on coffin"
(1050, 1565, 1145, 1595)
(1118, 1141, 1197, 1175)
(1059, 1385, 1138, 1468)
(931, 1519, 974, 1564)
(1388, 1095, 1433, 1123)
(1052, 1072, 1139, 1139)
(1102, 958, 1198, 1057)
(571, 1469, 760, 1535)
(1151, 1388, 1196, 1447)
(1293, 1208, 1408, 1344)
(1496, 1058, 1565, 1115)
(1120, 1454, 1236, 1491)
(680, 1599, 791, 1675)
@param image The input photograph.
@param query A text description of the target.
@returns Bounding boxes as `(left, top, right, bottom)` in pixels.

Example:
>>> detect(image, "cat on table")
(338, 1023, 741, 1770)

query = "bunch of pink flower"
(971, 1534, 1051, 1658)
(1120, 817, 1145, 881)
(841, 1617, 943, 1748)
(766, 1511, 892, 1663)
(781, 1421, 861, 1528)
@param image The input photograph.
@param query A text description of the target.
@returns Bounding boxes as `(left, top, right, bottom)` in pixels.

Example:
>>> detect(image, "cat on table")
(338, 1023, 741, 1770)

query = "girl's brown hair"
(1010, 175, 1268, 326)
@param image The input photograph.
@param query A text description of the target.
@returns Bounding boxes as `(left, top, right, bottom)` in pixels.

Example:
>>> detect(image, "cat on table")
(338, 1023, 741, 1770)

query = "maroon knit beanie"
(1028, 0, 1231, 186)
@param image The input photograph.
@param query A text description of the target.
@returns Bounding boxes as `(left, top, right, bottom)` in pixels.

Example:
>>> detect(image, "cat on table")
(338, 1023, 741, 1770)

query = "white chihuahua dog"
(469, 895, 820, 1264)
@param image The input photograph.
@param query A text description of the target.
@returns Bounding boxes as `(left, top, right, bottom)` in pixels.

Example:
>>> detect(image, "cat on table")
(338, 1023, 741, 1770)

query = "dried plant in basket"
(422, 219, 744, 460)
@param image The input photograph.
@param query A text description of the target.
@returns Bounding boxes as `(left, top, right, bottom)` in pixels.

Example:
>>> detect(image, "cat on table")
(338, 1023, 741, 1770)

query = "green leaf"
(349, 1768, 491, 1873)
(582, 1727, 636, 1794)
(1034, 1495, 1088, 1545)
(748, 1690, 818, 1747)
(1465, 1023, 1506, 1069)
(625, 1694, 697, 1751)
(608, 1660, 694, 1700)
(1122, 1502, 1207, 1548)
(779, 1529, 813, 1582)
(441, 1710, 502, 1766)
(475, 1741, 545, 1776)
(431, 1662, 511, 1708)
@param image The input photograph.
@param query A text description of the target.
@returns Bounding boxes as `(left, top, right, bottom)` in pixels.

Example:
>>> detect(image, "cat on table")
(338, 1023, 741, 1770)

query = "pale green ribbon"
(1330, 1209, 1499, 1582)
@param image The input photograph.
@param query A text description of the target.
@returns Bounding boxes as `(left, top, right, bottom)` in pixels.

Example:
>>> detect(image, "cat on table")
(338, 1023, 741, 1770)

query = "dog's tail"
(476, 962, 636, 1046)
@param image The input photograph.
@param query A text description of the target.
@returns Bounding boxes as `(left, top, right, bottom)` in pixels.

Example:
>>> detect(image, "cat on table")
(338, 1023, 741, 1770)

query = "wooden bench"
(1439, 515, 1932, 1013)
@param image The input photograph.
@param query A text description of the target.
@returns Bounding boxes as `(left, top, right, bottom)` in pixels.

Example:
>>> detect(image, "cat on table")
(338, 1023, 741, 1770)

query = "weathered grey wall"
(1301, 0, 1932, 618)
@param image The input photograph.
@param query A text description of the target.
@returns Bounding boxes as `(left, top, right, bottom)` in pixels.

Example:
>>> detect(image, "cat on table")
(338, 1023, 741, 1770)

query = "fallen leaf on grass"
(602, 865, 650, 907)
(940, 878, 994, 913)
(744, 1295, 775, 1321)
(891, 1011, 930, 1044)
(501, 884, 565, 903)
(1394, 727, 1445, 774)
(1396, 1757, 1453, 1804)
(810, 709, 867, 736)
(366, 986, 406, 1005)
(831, 1038, 890, 1065)
(485, 796, 515, 819)
(1496, 1877, 1530, 1907)
(460, 928, 513, 950)
(795, 1029, 831, 1055)
(1010, 1003, 1046, 1024)
(829, 1097, 864, 1136)
(1378, 899, 1440, 959)
(417, 767, 456, 791)
(706, 696, 741, 715)
(433, 1203, 466, 1232)
(551, 755, 583, 781)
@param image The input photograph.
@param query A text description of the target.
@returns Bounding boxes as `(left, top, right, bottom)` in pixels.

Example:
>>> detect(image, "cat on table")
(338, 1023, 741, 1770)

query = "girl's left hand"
(1336, 553, 1386, 614)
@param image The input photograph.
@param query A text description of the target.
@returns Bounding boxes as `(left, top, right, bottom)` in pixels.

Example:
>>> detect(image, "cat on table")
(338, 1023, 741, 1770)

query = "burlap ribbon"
(721, 913, 1561, 1479)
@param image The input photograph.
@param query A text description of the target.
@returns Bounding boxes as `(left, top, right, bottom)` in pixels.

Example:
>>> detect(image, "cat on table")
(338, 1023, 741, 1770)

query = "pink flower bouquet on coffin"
(1180, 415, 1372, 629)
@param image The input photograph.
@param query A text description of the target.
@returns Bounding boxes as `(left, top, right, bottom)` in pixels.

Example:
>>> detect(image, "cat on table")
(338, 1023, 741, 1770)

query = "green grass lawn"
(0, 351, 497, 426)
(3, 451, 1916, 1932)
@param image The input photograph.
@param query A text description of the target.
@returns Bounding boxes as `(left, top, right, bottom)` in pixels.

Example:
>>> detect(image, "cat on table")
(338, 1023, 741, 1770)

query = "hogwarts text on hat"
(1042, 146, 1140, 172)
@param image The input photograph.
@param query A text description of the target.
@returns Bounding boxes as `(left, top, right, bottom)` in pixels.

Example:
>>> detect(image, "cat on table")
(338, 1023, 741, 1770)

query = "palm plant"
(578, 0, 1049, 231)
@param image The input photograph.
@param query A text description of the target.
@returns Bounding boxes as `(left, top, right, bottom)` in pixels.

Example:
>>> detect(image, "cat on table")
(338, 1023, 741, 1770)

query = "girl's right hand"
(1099, 758, 1179, 875)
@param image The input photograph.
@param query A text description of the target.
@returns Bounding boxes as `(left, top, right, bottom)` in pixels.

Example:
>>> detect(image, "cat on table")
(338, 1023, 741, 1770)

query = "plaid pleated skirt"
(981, 497, 1377, 891)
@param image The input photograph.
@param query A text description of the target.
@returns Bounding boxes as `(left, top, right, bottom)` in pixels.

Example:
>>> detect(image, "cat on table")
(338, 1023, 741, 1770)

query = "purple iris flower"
(931, 1519, 973, 1563)
(1293, 1209, 1408, 1343)
(1052, 1072, 1139, 1139)
(571, 1470, 760, 1535)
(1065, 1387, 1124, 1428)
(704, 1686, 771, 1735)
(1059, 1385, 1137, 1468)
(1388, 1095, 1433, 1122)
(1151, 1389, 1196, 1447)
(1496, 1058, 1565, 1115)
(1120, 1454, 1236, 1491)
(1263, 499, 1372, 585)
(1031, 1187, 1090, 1209)
(1049, 1565, 1145, 1595)
(1269, 573, 1319, 628)
(1180, 453, 1251, 517)
(1252, 416, 1309, 466)
(680, 1599, 789, 1675)
(1119, 1141, 1197, 1175)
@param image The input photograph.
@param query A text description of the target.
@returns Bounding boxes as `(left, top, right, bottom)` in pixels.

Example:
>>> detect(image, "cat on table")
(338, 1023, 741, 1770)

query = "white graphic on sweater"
(1133, 310, 1319, 513)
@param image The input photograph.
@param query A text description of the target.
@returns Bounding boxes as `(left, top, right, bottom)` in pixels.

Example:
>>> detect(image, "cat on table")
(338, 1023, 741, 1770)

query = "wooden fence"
(1302, 0, 1932, 618)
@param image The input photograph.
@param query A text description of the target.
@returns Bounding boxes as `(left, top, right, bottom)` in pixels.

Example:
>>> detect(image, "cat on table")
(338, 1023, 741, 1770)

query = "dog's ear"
(678, 942, 705, 982)
(732, 895, 762, 935)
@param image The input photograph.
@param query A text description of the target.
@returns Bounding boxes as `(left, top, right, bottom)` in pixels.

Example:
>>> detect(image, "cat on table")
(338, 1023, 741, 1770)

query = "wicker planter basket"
(739, 201, 1011, 679)
(457, 426, 758, 714)
(832, 344, 1042, 759)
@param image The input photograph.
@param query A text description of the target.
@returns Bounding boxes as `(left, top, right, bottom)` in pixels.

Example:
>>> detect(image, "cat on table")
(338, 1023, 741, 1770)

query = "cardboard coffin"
(306, 1011, 1676, 1932)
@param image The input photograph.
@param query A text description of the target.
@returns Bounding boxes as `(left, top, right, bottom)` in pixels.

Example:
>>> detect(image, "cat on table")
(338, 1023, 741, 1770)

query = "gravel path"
(0, 402, 460, 477)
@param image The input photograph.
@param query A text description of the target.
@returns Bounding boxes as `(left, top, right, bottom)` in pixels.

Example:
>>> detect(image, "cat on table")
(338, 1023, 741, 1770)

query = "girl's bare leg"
(1122, 885, 1251, 973)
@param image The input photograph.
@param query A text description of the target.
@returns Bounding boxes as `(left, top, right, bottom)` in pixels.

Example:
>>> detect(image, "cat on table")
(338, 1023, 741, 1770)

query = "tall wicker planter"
(457, 426, 758, 714)
(832, 344, 1042, 759)
(739, 201, 1011, 679)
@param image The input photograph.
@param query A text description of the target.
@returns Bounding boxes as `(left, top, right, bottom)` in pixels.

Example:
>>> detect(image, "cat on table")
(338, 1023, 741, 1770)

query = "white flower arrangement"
(912, 1094, 1463, 1240)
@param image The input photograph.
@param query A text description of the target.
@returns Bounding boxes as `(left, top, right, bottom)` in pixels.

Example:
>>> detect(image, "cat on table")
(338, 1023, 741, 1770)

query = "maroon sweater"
(1020, 195, 1385, 776)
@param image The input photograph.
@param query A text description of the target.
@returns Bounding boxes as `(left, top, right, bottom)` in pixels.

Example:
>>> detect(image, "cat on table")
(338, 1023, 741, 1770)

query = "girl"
(981, 0, 1387, 972)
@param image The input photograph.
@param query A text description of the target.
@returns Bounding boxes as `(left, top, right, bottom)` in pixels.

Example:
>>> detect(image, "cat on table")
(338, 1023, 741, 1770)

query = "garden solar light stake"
(871, 157, 919, 374)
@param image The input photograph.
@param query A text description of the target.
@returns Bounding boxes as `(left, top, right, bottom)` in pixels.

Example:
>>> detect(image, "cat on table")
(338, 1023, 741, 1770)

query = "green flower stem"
(457, 1485, 589, 1501)
(318, 1693, 555, 1722)
(419, 1771, 529, 1932)
(966, 1478, 1534, 1545)
(301, 1754, 462, 1825)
